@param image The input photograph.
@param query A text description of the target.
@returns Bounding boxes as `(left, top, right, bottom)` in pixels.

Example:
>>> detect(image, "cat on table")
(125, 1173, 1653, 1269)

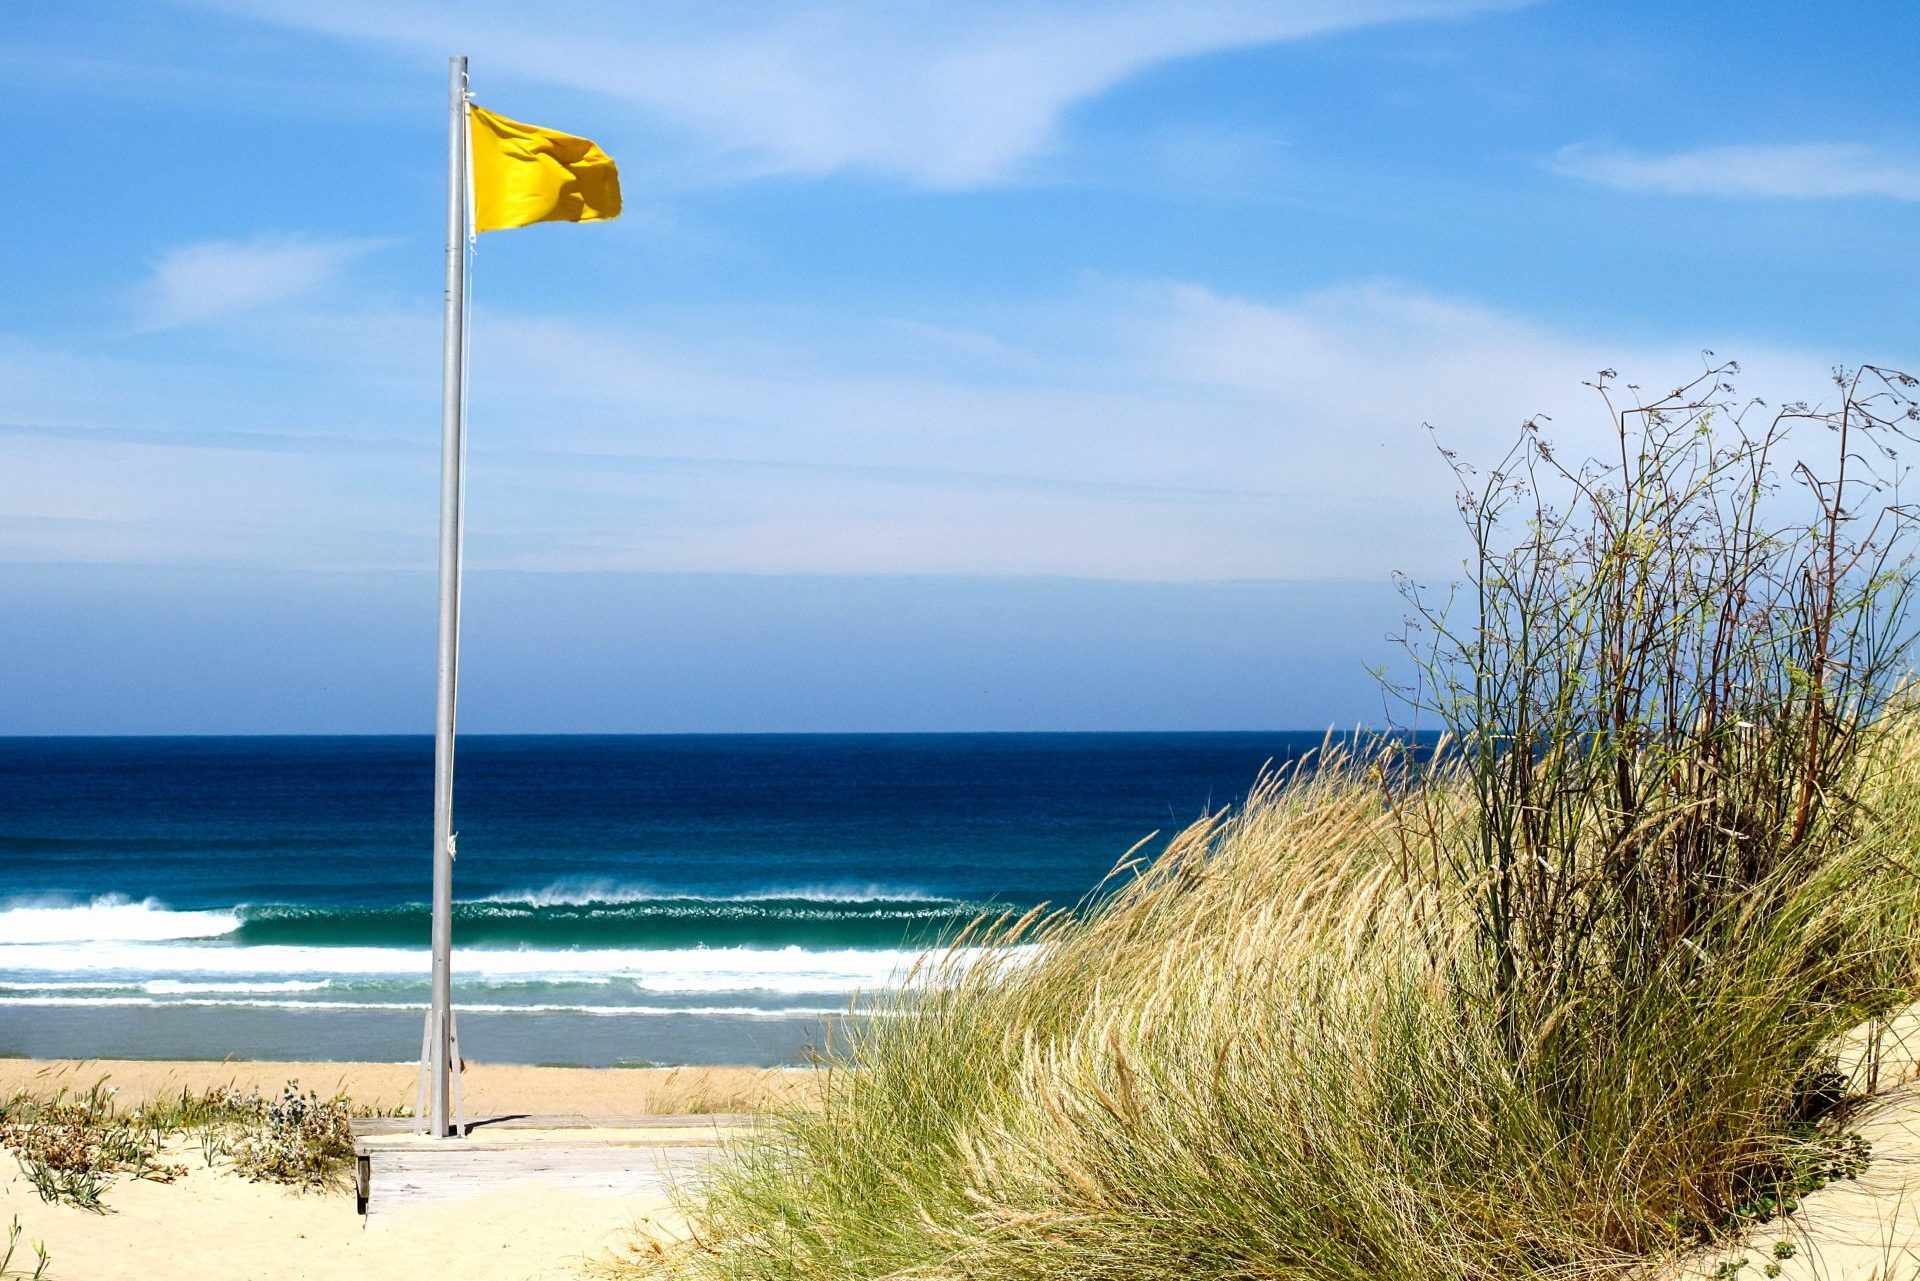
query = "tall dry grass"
(631, 726, 1920, 1281)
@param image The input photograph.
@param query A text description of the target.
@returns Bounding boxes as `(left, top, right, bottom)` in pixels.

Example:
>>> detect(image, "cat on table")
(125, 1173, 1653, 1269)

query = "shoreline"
(0, 1003, 848, 1068)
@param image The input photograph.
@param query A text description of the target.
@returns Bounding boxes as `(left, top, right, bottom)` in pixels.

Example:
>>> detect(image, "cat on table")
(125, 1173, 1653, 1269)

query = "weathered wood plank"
(352, 1112, 753, 1139)
(355, 1119, 743, 1219)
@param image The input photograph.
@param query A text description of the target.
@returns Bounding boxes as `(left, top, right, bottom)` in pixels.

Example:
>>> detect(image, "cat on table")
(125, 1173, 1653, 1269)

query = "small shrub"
(1395, 362, 1920, 1059)
(229, 1084, 356, 1189)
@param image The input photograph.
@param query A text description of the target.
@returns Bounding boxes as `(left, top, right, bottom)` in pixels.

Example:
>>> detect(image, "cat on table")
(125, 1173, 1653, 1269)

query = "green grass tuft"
(0, 1216, 51, 1281)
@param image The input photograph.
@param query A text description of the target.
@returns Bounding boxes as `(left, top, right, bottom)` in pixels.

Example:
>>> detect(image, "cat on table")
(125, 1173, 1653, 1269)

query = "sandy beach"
(0, 1058, 803, 1281)
(0, 1058, 809, 1118)
(0, 1147, 683, 1281)
(10, 1044, 1920, 1281)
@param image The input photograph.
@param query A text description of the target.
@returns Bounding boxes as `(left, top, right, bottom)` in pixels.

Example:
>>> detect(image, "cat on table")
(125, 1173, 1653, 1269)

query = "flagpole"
(428, 52, 470, 1140)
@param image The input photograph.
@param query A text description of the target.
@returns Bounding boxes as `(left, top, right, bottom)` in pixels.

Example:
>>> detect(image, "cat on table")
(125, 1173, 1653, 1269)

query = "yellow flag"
(468, 104, 621, 233)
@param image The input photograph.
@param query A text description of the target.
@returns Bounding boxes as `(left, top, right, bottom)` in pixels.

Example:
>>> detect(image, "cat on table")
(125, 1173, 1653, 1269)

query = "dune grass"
(631, 731, 1919, 1281)
(630, 365, 1920, 1281)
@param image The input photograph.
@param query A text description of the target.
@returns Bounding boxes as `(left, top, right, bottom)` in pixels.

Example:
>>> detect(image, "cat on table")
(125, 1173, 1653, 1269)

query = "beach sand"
(18, 1045, 1920, 1281)
(0, 1057, 811, 1117)
(1672, 1076, 1920, 1281)
(0, 1142, 688, 1281)
(0, 1059, 805, 1281)
(1663, 1010, 1920, 1281)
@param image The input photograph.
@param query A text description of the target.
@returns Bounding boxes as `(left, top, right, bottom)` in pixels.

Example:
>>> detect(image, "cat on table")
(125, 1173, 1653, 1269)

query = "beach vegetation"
(0, 1216, 51, 1281)
(0, 1078, 376, 1208)
(627, 363, 1920, 1281)
(225, 1084, 357, 1188)
(1391, 361, 1920, 1069)
(1, 1083, 183, 1211)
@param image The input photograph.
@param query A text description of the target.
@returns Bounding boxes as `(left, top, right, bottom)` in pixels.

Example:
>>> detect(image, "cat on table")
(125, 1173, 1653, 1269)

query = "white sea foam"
(0, 979, 327, 995)
(143, 979, 331, 995)
(480, 879, 954, 907)
(0, 897, 239, 944)
(0, 941, 1027, 996)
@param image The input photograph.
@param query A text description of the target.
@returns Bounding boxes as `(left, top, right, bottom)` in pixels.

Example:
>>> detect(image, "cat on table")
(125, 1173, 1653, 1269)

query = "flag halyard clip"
(461, 83, 478, 249)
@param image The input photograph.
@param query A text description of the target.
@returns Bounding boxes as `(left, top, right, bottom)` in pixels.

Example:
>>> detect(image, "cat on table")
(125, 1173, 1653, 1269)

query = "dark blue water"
(0, 733, 1328, 1064)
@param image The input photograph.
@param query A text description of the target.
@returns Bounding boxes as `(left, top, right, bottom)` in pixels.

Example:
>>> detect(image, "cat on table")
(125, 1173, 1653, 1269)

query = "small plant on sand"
(0, 1079, 376, 1207)
(228, 1084, 356, 1189)
(0, 1084, 184, 1211)
(1728, 1123, 1871, 1228)
(0, 1216, 51, 1281)
(17, 1160, 105, 1214)
(135, 1084, 269, 1134)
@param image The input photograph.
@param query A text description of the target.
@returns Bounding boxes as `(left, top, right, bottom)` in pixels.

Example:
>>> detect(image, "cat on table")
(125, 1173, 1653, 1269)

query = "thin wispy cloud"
(204, 0, 1525, 187)
(1551, 142, 1920, 201)
(135, 233, 389, 331)
(0, 277, 1840, 581)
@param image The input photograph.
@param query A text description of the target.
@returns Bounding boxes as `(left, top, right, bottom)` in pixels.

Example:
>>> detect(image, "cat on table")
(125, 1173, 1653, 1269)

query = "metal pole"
(428, 53, 469, 1140)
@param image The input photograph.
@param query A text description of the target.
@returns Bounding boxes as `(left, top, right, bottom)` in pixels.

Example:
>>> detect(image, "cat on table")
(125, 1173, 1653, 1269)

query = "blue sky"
(4, 1, 1918, 732)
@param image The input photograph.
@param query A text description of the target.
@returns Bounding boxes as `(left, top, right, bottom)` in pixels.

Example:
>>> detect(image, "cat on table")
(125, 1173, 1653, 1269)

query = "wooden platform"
(351, 1113, 750, 1220)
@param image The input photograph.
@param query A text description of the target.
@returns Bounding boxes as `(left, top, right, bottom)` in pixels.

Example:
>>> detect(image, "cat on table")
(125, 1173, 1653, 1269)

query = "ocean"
(0, 733, 1328, 1066)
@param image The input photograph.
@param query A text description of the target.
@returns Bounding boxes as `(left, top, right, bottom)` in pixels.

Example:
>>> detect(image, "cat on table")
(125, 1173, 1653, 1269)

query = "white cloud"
(206, 0, 1523, 187)
(1551, 142, 1920, 201)
(136, 233, 389, 330)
